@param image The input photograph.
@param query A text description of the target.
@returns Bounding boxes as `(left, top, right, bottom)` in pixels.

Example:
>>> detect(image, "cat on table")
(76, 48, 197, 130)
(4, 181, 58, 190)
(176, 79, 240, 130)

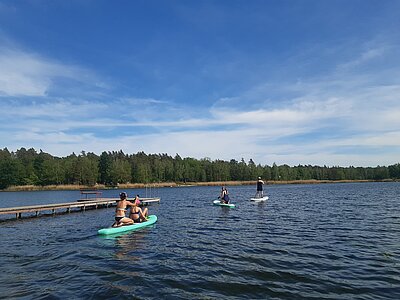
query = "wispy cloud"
(0, 23, 399, 167)
(337, 46, 387, 71)
(0, 48, 50, 96)
(0, 44, 104, 97)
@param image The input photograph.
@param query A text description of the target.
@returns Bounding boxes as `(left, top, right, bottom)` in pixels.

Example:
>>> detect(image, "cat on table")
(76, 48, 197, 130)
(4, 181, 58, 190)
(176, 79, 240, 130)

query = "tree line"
(0, 147, 399, 189)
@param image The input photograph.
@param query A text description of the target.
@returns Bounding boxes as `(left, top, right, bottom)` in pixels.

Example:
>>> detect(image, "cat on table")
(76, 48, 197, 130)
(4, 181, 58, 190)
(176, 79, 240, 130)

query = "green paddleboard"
(213, 200, 235, 208)
(98, 215, 157, 235)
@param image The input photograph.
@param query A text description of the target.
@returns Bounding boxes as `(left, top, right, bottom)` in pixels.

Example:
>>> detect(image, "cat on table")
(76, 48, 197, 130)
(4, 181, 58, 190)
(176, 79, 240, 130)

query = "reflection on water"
(217, 205, 233, 218)
(0, 182, 399, 299)
(100, 227, 157, 261)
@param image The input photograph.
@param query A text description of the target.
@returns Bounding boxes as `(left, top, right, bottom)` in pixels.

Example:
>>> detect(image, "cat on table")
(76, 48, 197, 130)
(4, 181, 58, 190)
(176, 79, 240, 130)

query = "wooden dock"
(0, 197, 160, 220)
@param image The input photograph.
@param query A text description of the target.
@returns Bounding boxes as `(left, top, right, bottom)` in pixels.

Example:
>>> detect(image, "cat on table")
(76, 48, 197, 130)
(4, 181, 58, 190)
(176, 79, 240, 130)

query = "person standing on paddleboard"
(255, 177, 264, 198)
(112, 192, 135, 227)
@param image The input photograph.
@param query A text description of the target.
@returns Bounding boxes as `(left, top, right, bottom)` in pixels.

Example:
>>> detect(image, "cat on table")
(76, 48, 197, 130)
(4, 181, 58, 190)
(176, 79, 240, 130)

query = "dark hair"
(119, 192, 127, 199)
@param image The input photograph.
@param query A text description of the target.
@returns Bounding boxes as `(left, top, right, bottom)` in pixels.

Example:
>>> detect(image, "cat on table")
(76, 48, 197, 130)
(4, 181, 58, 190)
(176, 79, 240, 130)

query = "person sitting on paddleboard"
(112, 192, 135, 227)
(219, 187, 230, 204)
(255, 177, 265, 198)
(129, 195, 148, 223)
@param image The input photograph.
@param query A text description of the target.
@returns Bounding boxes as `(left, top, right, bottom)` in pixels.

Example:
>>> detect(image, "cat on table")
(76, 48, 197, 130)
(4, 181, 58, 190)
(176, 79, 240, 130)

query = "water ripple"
(1, 182, 400, 299)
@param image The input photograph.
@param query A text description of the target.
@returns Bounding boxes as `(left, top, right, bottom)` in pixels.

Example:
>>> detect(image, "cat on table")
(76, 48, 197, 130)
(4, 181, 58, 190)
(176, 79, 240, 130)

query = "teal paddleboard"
(98, 215, 157, 235)
(213, 200, 235, 208)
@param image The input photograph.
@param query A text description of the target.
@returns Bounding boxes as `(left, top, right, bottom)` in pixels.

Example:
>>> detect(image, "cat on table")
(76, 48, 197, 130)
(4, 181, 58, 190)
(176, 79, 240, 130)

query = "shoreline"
(1, 179, 395, 192)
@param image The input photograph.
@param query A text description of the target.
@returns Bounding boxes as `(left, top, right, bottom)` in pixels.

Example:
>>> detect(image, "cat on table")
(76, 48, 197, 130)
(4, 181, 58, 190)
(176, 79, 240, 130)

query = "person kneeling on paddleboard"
(218, 186, 230, 204)
(129, 196, 148, 223)
(112, 192, 135, 227)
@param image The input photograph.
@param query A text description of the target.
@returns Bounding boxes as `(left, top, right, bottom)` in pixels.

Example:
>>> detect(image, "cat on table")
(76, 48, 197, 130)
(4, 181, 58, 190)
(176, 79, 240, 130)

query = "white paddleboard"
(250, 196, 269, 202)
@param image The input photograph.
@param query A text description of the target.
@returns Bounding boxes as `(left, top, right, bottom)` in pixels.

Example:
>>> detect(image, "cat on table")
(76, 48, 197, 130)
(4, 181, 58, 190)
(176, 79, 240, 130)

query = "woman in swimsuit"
(129, 196, 148, 223)
(219, 186, 230, 204)
(222, 187, 230, 204)
(112, 192, 135, 227)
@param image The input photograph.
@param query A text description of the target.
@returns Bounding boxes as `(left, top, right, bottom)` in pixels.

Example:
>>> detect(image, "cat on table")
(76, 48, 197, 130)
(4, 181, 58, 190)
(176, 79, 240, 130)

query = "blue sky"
(0, 0, 399, 167)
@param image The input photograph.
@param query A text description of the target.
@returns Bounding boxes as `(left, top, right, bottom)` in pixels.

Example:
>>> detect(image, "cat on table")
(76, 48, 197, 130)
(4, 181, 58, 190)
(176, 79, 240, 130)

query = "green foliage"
(99, 151, 113, 185)
(0, 150, 24, 188)
(388, 163, 400, 179)
(0, 147, 398, 189)
(110, 158, 131, 184)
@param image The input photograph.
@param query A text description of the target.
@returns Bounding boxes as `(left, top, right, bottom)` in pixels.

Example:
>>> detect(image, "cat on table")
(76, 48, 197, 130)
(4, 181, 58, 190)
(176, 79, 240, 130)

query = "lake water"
(0, 182, 399, 299)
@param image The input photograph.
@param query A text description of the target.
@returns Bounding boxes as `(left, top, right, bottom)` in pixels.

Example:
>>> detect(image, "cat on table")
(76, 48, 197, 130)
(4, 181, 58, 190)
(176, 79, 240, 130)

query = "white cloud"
(121, 97, 168, 106)
(0, 50, 50, 96)
(1, 99, 109, 119)
(6, 122, 397, 167)
(337, 46, 386, 71)
(2, 72, 399, 167)
(0, 46, 100, 97)
(1, 37, 399, 167)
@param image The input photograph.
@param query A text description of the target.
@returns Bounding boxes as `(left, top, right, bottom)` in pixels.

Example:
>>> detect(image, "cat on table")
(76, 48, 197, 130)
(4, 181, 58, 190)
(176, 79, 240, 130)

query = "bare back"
(115, 199, 134, 217)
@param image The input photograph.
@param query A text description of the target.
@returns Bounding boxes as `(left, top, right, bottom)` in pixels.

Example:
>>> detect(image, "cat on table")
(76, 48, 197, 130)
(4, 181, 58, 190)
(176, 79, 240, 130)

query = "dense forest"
(0, 147, 399, 189)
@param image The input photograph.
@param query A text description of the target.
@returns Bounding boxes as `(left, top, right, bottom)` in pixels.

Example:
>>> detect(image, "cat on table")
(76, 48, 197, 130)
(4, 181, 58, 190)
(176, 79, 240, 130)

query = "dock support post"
(52, 209, 55, 215)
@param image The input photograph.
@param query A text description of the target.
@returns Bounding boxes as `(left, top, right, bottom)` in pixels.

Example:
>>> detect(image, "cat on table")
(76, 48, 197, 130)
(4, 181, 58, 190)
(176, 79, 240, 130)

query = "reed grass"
(1, 179, 383, 192)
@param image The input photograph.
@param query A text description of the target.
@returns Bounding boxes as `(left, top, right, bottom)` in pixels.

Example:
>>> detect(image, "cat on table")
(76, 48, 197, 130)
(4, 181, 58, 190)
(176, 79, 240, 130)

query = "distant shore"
(1, 179, 395, 192)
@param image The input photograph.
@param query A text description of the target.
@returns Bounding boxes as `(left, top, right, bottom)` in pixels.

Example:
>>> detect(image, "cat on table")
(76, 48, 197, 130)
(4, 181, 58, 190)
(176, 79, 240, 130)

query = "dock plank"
(0, 197, 160, 219)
